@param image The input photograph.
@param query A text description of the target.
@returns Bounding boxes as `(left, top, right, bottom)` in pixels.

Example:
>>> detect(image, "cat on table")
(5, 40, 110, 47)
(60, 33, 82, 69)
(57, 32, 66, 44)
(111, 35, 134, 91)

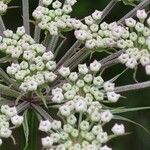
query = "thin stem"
(56, 40, 81, 68)
(54, 37, 67, 58)
(114, 80, 150, 93)
(48, 35, 59, 52)
(63, 47, 87, 67)
(34, 0, 42, 43)
(118, 0, 150, 24)
(22, 0, 30, 34)
(101, 58, 120, 69)
(0, 16, 6, 32)
(99, 49, 124, 64)
(70, 51, 90, 70)
(100, 0, 119, 22)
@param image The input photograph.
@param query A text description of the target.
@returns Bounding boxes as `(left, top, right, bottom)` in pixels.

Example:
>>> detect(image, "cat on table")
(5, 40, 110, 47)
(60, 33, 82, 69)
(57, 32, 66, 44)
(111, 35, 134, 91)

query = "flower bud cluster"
(33, 0, 78, 36)
(53, 60, 121, 104)
(0, 1, 7, 15)
(0, 26, 57, 92)
(39, 103, 124, 149)
(118, 9, 150, 75)
(0, 105, 23, 146)
(74, 18, 130, 50)
(39, 60, 125, 149)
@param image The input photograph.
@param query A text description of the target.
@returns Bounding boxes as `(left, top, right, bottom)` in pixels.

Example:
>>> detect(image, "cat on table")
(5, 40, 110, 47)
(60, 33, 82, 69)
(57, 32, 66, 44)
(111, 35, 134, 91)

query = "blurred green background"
(0, 0, 150, 149)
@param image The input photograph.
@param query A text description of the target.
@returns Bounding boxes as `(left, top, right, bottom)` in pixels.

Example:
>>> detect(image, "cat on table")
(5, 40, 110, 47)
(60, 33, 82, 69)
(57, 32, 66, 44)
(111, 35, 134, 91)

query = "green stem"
(0, 16, 5, 32)
(22, 0, 30, 34)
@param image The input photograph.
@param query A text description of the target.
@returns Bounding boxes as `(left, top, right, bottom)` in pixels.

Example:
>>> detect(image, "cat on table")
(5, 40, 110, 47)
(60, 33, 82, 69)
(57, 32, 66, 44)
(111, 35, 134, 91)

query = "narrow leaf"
(114, 115, 150, 134)
(23, 110, 29, 150)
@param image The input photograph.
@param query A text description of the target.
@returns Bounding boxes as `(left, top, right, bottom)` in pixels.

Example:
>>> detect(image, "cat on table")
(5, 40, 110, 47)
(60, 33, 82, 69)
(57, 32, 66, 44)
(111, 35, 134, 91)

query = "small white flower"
(93, 76, 104, 86)
(92, 125, 103, 135)
(83, 74, 93, 83)
(69, 72, 78, 81)
(78, 64, 88, 75)
(58, 66, 70, 77)
(97, 132, 108, 143)
(100, 145, 112, 150)
(65, 0, 77, 6)
(125, 18, 136, 28)
(85, 39, 96, 49)
(85, 15, 94, 25)
(63, 4, 72, 14)
(126, 58, 137, 69)
(111, 123, 125, 135)
(44, 72, 57, 82)
(92, 10, 102, 20)
(90, 60, 101, 72)
(74, 30, 87, 41)
(5, 107, 17, 118)
(16, 26, 26, 36)
(100, 110, 113, 123)
(118, 53, 129, 64)
(103, 82, 115, 92)
(51, 120, 62, 130)
(135, 22, 144, 32)
(52, 92, 64, 103)
(42, 0, 53, 6)
(41, 136, 53, 148)
(39, 120, 51, 132)
(136, 9, 147, 21)
(107, 92, 120, 103)
(59, 105, 71, 116)
(11, 115, 24, 126)
(75, 100, 87, 112)
(0, 127, 12, 138)
(52, 0, 62, 9)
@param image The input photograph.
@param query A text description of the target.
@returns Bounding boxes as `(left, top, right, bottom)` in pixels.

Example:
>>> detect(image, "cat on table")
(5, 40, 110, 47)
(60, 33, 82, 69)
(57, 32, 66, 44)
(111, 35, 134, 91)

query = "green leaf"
(114, 115, 150, 134)
(108, 132, 131, 141)
(23, 110, 29, 150)
(112, 106, 150, 114)
(0, 83, 20, 98)
(35, 89, 48, 108)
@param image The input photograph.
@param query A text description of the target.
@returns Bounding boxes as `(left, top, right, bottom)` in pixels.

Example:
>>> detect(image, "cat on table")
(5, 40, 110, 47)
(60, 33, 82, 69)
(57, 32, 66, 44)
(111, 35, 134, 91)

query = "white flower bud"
(83, 74, 93, 83)
(135, 22, 144, 32)
(80, 121, 90, 131)
(59, 105, 71, 116)
(126, 58, 137, 69)
(52, 0, 62, 9)
(66, 0, 77, 6)
(44, 72, 57, 82)
(67, 115, 77, 125)
(125, 18, 136, 28)
(63, 4, 72, 14)
(16, 26, 26, 36)
(69, 72, 78, 82)
(85, 39, 96, 49)
(85, 16, 94, 25)
(78, 64, 88, 74)
(42, 0, 53, 6)
(136, 9, 147, 21)
(39, 120, 51, 132)
(97, 132, 108, 143)
(100, 145, 112, 150)
(100, 110, 113, 123)
(90, 60, 101, 72)
(0, 127, 12, 138)
(92, 125, 103, 135)
(103, 82, 115, 92)
(58, 66, 70, 77)
(92, 10, 102, 20)
(75, 100, 87, 112)
(11, 115, 23, 126)
(107, 92, 120, 103)
(118, 53, 129, 64)
(52, 120, 62, 130)
(93, 76, 104, 86)
(41, 136, 53, 148)
(74, 30, 87, 41)
(111, 123, 125, 135)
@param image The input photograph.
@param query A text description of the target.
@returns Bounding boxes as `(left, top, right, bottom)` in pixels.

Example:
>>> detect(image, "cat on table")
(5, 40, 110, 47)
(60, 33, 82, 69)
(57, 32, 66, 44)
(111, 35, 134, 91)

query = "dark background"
(0, 0, 150, 149)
